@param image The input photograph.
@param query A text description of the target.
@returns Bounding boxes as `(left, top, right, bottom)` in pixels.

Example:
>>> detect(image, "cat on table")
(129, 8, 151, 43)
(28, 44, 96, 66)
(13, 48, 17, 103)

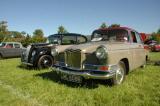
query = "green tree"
(0, 21, 10, 42)
(151, 29, 160, 43)
(57, 26, 68, 34)
(21, 34, 32, 47)
(32, 29, 46, 43)
(109, 24, 120, 28)
(21, 31, 26, 36)
(0, 21, 8, 32)
(100, 22, 108, 29)
(10, 31, 23, 38)
(157, 28, 160, 34)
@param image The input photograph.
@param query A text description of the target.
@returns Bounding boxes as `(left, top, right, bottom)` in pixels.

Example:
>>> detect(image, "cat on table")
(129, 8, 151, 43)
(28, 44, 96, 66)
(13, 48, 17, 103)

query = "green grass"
(0, 52, 160, 106)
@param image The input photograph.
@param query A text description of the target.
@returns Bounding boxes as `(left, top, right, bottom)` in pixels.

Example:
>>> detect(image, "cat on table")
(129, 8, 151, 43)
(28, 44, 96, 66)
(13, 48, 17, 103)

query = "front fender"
(33, 49, 54, 66)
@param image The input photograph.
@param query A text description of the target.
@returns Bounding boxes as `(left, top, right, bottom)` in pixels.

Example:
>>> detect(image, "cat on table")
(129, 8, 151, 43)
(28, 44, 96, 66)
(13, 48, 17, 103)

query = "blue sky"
(0, 0, 160, 36)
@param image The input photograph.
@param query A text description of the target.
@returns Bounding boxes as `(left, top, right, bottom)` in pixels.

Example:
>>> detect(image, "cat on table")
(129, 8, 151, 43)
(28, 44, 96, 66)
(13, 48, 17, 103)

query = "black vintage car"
(21, 33, 88, 69)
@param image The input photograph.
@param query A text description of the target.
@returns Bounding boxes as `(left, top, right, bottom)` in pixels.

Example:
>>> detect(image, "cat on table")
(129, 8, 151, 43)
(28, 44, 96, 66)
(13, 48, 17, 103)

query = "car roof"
(48, 33, 86, 38)
(97, 27, 136, 32)
(1, 42, 21, 44)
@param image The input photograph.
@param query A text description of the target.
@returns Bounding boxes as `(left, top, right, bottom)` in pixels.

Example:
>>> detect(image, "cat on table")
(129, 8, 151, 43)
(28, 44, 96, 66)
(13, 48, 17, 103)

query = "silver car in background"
(0, 42, 24, 59)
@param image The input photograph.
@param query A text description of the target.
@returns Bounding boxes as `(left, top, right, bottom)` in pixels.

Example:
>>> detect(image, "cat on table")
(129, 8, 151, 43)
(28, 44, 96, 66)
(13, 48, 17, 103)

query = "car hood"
(66, 41, 130, 53)
(31, 43, 59, 48)
(31, 43, 50, 47)
(56, 45, 74, 53)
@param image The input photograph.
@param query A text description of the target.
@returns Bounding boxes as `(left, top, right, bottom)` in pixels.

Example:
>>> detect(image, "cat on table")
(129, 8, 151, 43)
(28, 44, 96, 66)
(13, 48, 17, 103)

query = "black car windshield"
(47, 35, 77, 45)
(47, 36, 60, 44)
(0, 42, 6, 47)
(91, 29, 129, 42)
(61, 36, 76, 45)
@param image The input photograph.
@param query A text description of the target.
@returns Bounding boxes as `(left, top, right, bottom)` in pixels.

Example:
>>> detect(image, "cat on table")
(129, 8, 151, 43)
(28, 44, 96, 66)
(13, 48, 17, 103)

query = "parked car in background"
(0, 42, 24, 59)
(21, 33, 88, 69)
(52, 27, 148, 85)
(150, 43, 160, 52)
(144, 40, 159, 52)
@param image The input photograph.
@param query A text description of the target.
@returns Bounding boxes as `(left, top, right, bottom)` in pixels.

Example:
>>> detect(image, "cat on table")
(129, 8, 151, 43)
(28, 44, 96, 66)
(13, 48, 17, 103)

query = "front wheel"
(37, 55, 54, 69)
(111, 61, 126, 85)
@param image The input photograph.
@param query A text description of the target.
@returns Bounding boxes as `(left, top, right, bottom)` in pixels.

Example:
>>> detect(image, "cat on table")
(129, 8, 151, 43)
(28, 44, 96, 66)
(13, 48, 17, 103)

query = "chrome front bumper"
(52, 64, 118, 80)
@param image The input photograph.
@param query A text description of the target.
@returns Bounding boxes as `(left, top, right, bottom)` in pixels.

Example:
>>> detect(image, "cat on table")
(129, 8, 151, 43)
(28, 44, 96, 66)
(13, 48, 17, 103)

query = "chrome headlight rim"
(96, 46, 108, 60)
(31, 50, 36, 56)
(51, 48, 58, 56)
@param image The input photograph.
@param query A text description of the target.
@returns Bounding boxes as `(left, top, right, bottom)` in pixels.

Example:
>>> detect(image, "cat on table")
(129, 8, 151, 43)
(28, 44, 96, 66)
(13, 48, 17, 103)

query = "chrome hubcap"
(43, 60, 48, 64)
(116, 68, 124, 84)
(41, 57, 52, 67)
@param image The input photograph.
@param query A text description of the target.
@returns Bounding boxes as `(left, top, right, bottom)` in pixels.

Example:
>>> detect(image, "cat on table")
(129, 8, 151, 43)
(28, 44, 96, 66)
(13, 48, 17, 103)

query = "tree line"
(0, 21, 159, 47)
(0, 21, 69, 47)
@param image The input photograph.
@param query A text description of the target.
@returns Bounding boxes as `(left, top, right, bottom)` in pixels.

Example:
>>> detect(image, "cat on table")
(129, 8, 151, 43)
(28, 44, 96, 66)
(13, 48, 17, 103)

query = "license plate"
(60, 73, 82, 83)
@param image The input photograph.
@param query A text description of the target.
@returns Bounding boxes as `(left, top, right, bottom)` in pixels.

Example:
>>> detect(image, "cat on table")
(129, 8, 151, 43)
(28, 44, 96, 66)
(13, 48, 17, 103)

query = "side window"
(77, 36, 87, 44)
(131, 32, 137, 43)
(6, 44, 13, 48)
(135, 32, 142, 44)
(62, 36, 77, 45)
(14, 44, 20, 48)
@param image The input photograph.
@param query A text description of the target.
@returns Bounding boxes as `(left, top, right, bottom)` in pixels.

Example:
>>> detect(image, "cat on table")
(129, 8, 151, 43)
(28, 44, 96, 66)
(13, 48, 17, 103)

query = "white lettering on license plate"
(61, 73, 82, 83)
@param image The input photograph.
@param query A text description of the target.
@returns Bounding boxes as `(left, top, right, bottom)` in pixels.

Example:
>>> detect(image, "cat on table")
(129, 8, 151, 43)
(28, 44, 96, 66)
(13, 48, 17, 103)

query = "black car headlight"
(51, 48, 58, 56)
(96, 46, 108, 60)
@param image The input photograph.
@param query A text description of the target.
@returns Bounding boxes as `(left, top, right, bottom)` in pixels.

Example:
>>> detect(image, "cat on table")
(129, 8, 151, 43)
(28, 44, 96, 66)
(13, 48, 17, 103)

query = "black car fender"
(33, 48, 54, 66)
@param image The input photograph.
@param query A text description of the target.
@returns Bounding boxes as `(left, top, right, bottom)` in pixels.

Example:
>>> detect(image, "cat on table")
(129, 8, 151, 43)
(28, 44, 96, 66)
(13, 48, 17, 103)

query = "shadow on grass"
(17, 64, 39, 71)
(0, 57, 20, 60)
(147, 60, 160, 66)
(35, 71, 112, 89)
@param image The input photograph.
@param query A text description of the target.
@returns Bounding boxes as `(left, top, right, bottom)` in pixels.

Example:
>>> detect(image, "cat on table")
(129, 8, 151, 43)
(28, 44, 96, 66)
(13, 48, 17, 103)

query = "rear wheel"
(37, 55, 54, 69)
(111, 61, 126, 85)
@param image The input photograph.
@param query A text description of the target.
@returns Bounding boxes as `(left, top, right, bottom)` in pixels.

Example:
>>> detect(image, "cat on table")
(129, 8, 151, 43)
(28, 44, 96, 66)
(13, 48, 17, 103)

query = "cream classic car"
(52, 27, 148, 85)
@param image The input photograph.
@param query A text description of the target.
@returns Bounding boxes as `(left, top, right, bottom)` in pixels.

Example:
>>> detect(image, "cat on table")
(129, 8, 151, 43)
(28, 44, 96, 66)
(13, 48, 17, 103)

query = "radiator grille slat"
(65, 50, 81, 69)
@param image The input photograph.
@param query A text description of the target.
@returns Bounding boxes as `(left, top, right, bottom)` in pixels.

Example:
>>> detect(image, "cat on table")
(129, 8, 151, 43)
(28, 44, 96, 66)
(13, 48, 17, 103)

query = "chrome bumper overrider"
(52, 64, 118, 80)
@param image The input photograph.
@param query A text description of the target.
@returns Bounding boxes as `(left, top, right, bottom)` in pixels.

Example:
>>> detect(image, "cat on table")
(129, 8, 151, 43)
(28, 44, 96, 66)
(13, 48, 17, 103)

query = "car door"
(14, 43, 22, 57)
(130, 31, 145, 69)
(3, 43, 15, 57)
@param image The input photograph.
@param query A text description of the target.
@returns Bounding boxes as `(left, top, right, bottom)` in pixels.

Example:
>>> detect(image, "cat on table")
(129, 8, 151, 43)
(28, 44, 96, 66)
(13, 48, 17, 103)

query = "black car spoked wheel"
(111, 61, 126, 85)
(37, 55, 53, 69)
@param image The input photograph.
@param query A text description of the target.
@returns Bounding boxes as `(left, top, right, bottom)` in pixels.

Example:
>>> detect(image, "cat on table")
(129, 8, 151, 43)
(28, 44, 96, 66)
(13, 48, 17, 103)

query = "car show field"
(0, 52, 160, 106)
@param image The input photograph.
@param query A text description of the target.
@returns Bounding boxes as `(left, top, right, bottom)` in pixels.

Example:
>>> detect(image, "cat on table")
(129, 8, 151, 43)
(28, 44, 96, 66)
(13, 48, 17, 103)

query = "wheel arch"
(120, 58, 129, 75)
(34, 49, 53, 66)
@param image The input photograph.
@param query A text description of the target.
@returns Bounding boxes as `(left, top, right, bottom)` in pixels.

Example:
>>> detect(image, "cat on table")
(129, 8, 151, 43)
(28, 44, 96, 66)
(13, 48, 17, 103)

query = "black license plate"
(60, 73, 82, 83)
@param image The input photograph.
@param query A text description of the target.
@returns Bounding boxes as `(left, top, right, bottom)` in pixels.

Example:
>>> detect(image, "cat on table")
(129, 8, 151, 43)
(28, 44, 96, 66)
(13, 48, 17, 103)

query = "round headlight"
(96, 46, 108, 59)
(32, 50, 36, 56)
(51, 48, 58, 56)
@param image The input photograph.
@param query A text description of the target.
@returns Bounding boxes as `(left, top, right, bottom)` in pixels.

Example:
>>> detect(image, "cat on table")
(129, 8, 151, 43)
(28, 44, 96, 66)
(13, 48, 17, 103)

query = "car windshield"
(0, 42, 6, 47)
(91, 29, 129, 42)
(61, 36, 76, 45)
(46, 36, 60, 44)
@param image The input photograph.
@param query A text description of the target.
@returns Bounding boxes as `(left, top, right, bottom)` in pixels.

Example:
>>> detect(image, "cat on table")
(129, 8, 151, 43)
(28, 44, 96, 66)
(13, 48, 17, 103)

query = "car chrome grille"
(65, 49, 82, 69)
